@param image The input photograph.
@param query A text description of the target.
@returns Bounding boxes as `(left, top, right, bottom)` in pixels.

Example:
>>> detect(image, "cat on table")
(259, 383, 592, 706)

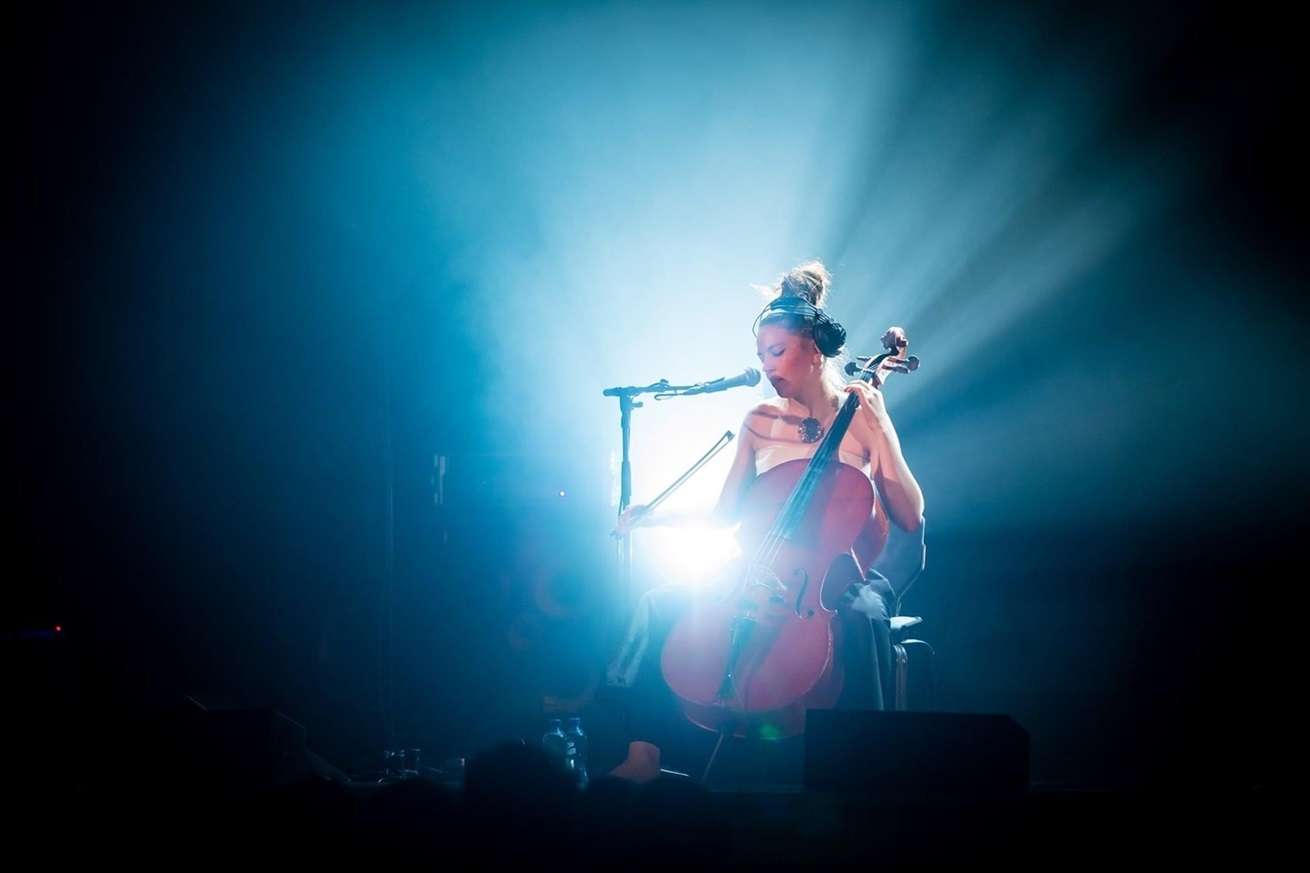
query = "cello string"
(753, 398, 847, 571)
(752, 364, 879, 573)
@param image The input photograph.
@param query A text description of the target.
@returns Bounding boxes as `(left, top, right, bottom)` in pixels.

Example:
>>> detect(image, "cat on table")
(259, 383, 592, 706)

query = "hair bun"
(777, 260, 832, 308)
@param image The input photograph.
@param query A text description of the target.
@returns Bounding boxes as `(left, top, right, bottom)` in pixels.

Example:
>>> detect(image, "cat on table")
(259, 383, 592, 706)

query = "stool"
(889, 615, 935, 711)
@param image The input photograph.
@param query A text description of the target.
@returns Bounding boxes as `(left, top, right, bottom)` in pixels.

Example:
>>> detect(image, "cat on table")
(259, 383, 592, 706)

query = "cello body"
(659, 458, 887, 738)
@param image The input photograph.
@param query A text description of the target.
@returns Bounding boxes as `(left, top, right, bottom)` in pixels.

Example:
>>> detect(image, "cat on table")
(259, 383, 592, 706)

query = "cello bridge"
(744, 562, 786, 595)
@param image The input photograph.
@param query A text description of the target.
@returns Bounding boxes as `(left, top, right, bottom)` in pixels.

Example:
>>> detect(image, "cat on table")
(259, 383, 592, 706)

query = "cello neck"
(756, 334, 910, 560)
(765, 390, 862, 546)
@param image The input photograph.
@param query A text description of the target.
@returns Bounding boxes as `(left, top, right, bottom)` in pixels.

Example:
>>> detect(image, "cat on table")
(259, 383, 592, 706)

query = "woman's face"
(756, 323, 822, 398)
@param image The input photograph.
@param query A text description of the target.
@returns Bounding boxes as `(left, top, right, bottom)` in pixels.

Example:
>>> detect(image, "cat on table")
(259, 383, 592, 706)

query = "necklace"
(796, 395, 838, 444)
(798, 417, 825, 443)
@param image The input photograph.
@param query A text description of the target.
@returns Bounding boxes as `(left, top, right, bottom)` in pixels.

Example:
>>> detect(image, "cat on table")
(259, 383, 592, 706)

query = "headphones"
(754, 296, 848, 357)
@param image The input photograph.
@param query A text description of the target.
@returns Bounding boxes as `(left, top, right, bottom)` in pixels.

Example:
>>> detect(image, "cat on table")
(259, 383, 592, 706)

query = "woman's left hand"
(844, 381, 891, 431)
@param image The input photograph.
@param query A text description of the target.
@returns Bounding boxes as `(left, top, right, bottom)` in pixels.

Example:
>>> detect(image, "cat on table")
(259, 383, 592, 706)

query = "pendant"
(798, 417, 825, 443)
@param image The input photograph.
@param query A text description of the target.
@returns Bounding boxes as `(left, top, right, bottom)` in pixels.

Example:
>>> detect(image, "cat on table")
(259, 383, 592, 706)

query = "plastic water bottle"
(542, 718, 567, 766)
(564, 716, 589, 789)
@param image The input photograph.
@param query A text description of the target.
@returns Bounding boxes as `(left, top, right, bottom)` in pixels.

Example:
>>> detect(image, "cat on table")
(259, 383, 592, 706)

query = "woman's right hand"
(611, 504, 652, 538)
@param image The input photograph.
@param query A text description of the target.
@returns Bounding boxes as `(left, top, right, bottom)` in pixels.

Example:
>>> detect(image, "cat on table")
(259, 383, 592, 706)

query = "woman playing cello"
(608, 260, 925, 782)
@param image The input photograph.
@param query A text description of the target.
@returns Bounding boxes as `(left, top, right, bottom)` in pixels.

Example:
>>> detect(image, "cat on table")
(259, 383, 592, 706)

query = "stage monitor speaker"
(164, 701, 346, 794)
(803, 710, 1029, 799)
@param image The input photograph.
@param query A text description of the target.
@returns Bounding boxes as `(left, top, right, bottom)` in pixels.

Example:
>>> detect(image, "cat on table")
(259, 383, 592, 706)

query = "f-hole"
(791, 569, 811, 617)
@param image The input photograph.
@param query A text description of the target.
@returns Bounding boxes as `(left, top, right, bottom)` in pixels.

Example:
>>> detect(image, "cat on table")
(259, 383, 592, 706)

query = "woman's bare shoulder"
(747, 397, 786, 416)
(739, 399, 784, 444)
(743, 398, 787, 426)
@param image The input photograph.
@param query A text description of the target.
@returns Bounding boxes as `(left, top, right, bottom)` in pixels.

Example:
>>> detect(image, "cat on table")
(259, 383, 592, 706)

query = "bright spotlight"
(641, 525, 742, 585)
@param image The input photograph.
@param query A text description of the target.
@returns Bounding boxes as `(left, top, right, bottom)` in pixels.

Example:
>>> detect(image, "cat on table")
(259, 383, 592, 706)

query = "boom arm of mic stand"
(654, 381, 717, 399)
(602, 379, 680, 398)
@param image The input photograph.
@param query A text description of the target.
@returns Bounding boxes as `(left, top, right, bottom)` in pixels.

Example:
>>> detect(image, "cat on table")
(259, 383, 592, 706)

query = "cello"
(660, 327, 918, 739)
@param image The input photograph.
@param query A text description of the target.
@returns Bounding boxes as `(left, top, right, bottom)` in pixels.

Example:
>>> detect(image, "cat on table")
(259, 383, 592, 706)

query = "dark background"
(12, 0, 1305, 789)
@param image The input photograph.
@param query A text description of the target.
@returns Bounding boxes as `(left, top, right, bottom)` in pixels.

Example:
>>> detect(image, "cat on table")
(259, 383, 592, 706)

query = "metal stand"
(600, 377, 734, 611)
(600, 376, 747, 784)
(602, 381, 661, 612)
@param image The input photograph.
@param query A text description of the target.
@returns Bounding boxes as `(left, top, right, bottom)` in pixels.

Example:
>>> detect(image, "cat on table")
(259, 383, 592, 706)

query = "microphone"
(680, 367, 761, 396)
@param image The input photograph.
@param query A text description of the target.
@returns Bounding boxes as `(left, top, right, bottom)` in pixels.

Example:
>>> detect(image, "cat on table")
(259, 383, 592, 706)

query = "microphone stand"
(598, 379, 740, 762)
(600, 377, 732, 615)
(602, 380, 663, 611)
